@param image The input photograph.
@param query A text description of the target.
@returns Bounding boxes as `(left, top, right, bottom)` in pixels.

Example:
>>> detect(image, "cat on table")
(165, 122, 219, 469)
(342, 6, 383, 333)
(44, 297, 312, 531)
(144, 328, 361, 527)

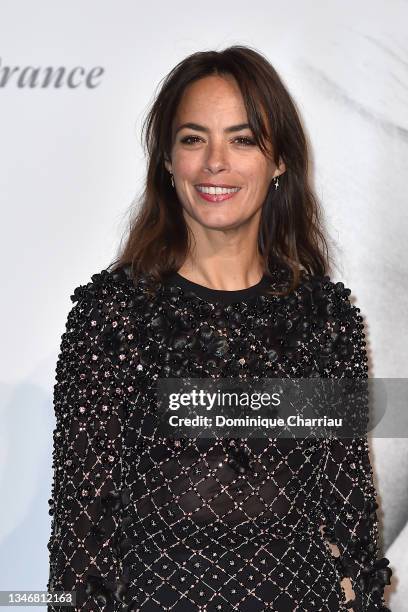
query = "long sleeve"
(47, 279, 130, 611)
(318, 280, 392, 611)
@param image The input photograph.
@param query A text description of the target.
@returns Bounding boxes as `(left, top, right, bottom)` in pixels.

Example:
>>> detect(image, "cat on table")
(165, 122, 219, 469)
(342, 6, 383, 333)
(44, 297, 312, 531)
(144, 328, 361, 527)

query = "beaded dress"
(47, 263, 392, 611)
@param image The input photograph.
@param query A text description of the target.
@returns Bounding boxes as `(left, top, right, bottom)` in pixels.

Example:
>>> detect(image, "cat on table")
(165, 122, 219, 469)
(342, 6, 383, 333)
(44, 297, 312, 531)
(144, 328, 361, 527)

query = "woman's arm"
(47, 279, 130, 611)
(318, 280, 392, 611)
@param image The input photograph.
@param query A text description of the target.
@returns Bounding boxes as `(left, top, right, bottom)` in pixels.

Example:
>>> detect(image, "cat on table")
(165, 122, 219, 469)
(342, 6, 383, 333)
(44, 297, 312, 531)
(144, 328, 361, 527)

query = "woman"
(47, 46, 392, 611)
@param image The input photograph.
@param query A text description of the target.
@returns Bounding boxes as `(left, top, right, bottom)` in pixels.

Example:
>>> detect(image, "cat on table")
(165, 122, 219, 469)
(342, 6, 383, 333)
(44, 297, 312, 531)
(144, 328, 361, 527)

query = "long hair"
(109, 45, 330, 296)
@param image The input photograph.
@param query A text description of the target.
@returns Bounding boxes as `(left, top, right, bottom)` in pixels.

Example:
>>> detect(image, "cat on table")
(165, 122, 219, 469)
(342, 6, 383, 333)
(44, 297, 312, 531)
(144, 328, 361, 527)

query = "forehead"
(175, 75, 247, 121)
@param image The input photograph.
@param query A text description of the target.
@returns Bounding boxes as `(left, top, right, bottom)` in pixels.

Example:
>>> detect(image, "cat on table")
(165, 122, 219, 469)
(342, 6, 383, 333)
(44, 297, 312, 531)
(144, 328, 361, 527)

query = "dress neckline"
(162, 270, 272, 304)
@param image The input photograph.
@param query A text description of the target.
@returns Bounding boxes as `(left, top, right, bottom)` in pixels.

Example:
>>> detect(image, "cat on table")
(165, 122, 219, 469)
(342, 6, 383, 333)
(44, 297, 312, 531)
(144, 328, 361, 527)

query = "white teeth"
(196, 186, 240, 195)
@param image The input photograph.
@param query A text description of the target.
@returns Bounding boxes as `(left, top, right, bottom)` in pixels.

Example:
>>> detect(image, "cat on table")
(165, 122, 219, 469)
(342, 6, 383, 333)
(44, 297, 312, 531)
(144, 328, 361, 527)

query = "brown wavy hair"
(109, 44, 330, 296)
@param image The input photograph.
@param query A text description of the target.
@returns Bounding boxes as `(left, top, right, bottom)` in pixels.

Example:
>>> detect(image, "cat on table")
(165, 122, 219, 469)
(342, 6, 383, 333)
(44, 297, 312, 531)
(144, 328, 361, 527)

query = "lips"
(194, 185, 241, 203)
(196, 183, 240, 188)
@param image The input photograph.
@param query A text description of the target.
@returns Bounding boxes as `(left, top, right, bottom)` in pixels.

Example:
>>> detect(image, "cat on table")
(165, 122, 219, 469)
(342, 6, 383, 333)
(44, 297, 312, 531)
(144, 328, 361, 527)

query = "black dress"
(46, 264, 392, 611)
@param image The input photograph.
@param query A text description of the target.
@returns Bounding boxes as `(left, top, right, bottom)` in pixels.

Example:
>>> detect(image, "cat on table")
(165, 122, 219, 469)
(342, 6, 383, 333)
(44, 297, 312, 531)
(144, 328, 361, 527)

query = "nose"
(203, 140, 230, 174)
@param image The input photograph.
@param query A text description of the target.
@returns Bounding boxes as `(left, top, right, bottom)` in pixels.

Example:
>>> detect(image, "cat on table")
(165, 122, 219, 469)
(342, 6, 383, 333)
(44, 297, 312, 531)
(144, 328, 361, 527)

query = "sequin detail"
(47, 266, 392, 611)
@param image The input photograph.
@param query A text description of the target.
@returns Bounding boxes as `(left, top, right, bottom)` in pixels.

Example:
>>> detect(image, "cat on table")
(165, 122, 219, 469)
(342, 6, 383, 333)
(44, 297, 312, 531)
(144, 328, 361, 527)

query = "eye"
(180, 135, 202, 145)
(233, 136, 256, 146)
(179, 135, 256, 146)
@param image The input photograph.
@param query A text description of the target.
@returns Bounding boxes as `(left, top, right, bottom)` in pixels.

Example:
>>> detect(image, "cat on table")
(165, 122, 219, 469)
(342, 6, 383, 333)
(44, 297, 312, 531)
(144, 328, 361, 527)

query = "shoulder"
(296, 272, 367, 375)
(297, 270, 364, 323)
(68, 264, 154, 317)
(70, 265, 135, 305)
(61, 265, 151, 357)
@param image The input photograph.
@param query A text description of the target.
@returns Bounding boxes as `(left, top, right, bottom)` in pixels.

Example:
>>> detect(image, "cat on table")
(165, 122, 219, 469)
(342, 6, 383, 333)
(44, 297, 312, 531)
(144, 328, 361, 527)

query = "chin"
(195, 215, 245, 231)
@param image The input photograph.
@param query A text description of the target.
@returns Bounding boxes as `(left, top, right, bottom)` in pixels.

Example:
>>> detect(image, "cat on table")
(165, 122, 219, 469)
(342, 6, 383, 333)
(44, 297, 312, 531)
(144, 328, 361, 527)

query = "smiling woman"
(112, 45, 329, 294)
(47, 45, 392, 611)
(163, 74, 285, 232)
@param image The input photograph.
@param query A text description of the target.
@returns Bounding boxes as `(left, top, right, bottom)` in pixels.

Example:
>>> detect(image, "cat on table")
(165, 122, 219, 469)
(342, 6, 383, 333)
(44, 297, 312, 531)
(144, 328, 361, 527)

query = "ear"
(276, 157, 286, 176)
(164, 158, 172, 174)
(275, 157, 286, 176)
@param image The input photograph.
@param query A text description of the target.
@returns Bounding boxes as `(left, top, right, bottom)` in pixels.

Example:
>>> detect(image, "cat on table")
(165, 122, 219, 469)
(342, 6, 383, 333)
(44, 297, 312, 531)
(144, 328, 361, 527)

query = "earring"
(170, 173, 175, 188)
(273, 175, 280, 190)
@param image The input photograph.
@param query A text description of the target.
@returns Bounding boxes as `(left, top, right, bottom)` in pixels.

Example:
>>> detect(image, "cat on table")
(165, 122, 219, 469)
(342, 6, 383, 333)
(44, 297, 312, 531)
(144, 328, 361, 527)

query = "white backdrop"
(0, 0, 406, 609)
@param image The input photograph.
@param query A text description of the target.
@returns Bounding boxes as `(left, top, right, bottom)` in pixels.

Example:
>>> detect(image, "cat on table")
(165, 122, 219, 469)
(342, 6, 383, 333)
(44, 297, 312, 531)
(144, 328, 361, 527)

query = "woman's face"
(165, 74, 286, 233)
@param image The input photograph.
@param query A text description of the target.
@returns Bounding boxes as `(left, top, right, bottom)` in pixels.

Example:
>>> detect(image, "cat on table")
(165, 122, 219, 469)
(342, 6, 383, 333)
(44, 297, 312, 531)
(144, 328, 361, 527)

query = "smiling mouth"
(195, 185, 241, 202)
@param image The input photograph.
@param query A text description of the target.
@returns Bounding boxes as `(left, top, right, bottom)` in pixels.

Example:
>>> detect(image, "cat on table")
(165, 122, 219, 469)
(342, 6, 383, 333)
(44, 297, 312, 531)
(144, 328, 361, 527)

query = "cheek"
(173, 151, 200, 178)
(244, 170, 272, 192)
(237, 156, 272, 185)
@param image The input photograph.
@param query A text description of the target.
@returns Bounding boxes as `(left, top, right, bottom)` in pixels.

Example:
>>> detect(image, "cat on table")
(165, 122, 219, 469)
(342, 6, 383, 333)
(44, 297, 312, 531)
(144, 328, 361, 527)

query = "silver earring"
(273, 175, 280, 190)
(170, 173, 175, 188)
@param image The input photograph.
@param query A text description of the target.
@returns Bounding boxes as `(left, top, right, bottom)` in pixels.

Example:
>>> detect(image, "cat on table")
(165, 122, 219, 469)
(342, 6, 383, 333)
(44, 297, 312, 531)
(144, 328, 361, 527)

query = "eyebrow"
(175, 122, 252, 135)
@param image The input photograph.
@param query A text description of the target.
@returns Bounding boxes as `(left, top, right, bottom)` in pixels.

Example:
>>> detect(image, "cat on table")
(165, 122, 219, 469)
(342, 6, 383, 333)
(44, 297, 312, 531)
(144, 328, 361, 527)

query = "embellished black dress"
(47, 264, 392, 611)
